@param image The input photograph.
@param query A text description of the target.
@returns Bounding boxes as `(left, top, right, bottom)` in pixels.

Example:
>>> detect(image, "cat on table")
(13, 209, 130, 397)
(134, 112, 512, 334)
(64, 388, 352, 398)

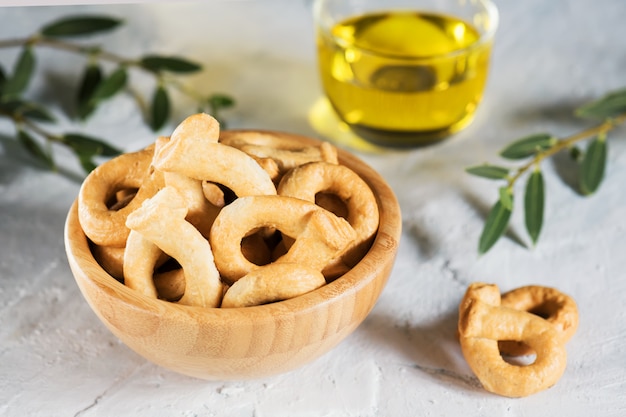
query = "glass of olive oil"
(313, 0, 499, 147)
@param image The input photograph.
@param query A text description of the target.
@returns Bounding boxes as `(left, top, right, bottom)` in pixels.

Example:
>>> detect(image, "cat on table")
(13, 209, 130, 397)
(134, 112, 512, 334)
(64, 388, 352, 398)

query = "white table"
(1, 1, 625, 416)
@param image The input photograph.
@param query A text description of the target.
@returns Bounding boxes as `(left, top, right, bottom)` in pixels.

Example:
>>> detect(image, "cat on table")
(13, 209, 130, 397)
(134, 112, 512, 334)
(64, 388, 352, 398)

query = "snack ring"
(278, 161, 379, 266)
(125, 187, 223, 308)
(219, 130, 338, 175)
(499, 285, 579, 356)
(153, 131, 276, 198)
(210, 195, 357, 284)
(458, 283, 568, 398)
(221, 263, 326, 308)
(78, 145, 163, 247)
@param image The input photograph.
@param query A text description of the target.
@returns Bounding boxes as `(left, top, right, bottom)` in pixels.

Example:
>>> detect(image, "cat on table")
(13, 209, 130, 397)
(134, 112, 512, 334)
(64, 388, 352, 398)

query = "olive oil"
(317, 11, 492, 145)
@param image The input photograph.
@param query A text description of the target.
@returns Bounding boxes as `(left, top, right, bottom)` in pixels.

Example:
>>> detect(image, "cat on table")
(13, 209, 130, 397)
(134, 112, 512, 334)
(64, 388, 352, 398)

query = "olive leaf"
(62, 133, 121, 157)
(208, 93, 235, 110)
(465, 164, 509, 180)
(77, 63, 103, 119)
(478, 199, 513, 255)
(500, 133, 555, 160)
(0, 100, 55, 122)
(580, 135, 607, 195)
(524, 169, 545, 244)
(41, 16, 122, 38)
(17, 129, 54, 168)
(569, 145, 582, 161)
(88, 66, 127, 104)
(150, 85, 170, 131)
(575, 89, 626, 120)
(0, 65, 6, 89)
(2, 46, 35, 98)
(139, 56, 202, 74)
(498, 186, 513, 210)
(61, 133, 122, 173)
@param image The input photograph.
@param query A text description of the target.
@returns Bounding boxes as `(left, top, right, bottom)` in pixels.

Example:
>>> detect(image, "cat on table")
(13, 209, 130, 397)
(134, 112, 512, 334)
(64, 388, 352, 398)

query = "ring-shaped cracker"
(221, 263, 326, 308)
(219, 130, 338, 175)
(458, 283, 568, 398)
(499, 285, 579, 356)
(278, 161, 379, 266)
(78, 144, 164, 247)
(125, 187, 223, 308)
(153, 133, 276, 198)
(209, 195, 356, 284)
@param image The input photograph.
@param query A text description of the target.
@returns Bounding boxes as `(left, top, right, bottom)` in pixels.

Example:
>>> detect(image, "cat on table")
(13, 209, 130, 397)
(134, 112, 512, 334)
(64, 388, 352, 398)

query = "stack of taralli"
(77, 113, 379, 309)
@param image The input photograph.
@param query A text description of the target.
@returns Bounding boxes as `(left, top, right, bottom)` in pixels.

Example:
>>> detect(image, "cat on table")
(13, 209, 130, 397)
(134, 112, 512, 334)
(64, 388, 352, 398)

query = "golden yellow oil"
(317, 11, 492, 145)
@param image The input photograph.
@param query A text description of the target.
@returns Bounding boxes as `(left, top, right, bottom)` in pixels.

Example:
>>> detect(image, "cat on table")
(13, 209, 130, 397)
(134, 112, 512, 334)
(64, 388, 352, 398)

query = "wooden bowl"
(64, 130, 402, 380)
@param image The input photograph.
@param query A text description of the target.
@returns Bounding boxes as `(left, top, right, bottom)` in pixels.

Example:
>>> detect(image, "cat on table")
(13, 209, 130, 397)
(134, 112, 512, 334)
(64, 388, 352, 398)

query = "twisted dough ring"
(499, 285, 579, 356)
(209, 195, 357, 284)
(219, 130, 338, 178)
(221, 263, 326, 308)
(78, 144, 163, 247)
(124, 187, 223, 308)
(458, 282, 568, 398)
(153, 131, 276, 198)
(277, 161, 379, 267)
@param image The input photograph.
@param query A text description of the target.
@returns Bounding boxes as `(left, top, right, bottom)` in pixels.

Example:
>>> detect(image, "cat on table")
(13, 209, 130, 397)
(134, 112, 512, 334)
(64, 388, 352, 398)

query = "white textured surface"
(1, 1, 626, 416)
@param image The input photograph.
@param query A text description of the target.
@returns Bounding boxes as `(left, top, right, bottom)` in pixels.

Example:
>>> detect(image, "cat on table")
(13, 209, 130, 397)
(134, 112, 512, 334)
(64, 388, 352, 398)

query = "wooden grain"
(64, 131, 402, 380)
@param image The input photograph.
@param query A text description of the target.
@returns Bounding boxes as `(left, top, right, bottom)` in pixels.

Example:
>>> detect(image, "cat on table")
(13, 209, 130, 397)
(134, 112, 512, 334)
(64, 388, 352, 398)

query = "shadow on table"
(361, 308, 483, 393)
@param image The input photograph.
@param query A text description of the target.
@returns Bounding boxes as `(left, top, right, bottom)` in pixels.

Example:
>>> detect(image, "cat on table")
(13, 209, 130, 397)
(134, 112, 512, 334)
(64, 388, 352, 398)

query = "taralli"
(78, 113, 382, 309)
(163, 169, 221, 238)
(209, 195, 357, 284)
(221, 263, 326, 308)
(153, 269, 186, 302)
(125, 187, 223, 308)
(91, 244, 125, 280)
(78, 145, 163, 247)
(499, 285, 579, 357)
(153, 132, 277, 198)
(458, 282, 568, 398)
(278, 161, 379, 267)
(169, 112, 220, 144)
(123, 229, 163, 299)
(219, 130, 339, 177)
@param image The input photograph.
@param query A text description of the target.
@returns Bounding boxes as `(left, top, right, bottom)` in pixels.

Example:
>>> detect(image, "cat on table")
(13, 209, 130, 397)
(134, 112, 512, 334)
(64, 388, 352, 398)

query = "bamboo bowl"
(64, 131, 402, 380)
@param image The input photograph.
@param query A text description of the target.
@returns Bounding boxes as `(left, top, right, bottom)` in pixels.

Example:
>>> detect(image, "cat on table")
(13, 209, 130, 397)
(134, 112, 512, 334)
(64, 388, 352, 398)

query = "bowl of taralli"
(64, 113, 402, 380)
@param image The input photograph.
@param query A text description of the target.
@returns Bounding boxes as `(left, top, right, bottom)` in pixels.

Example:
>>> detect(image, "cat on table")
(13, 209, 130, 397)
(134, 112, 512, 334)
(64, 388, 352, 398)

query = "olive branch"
(0, 15, 235, 173)
(466, 88, 626, 254)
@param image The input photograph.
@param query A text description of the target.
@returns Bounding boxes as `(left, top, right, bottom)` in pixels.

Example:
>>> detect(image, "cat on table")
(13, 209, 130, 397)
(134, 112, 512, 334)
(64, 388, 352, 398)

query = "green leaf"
(498, 186, 513, 211)
(0, 65, 6, 89)
(76, 154, 97, 173)
(77, 64, 103, 119)
(139, 56, 202, 73)
(89, 67, 127, 103)
(575, 89, 626, 120)
(150, 85, 170, 131)
(580, 136, 607, 195)
(62, 133, 122, 157)
(2, 47, 35, 98)
(41, 16, 122, 38)
(465, 164, 509, 180)
(208, 93, 235, 109)
(17, 129, 54, 168)
(569, 145, 582, 161)
(500, 133, 555, 160)
(524, 169, 545, 245)
(0, 99, 55, 122)
(478, 200, 513, 255)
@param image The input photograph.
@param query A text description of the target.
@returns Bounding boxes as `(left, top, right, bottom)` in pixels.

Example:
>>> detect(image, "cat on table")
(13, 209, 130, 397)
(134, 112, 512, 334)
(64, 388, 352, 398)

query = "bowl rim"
(64, 129, 402, 322)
